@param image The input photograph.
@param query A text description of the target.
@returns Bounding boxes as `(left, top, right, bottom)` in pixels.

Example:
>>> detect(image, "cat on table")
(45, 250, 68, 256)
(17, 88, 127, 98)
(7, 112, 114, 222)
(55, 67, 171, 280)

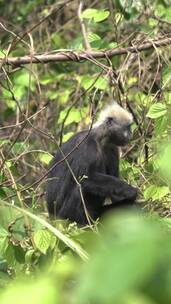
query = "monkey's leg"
(57, 186, 93, 226)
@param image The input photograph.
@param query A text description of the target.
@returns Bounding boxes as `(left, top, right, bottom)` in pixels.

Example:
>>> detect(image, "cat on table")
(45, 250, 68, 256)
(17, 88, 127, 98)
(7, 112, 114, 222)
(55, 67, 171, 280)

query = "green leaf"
(0, 271, 11, 287)
(81, 8, 97, 19)
(93, 10, 110, 22)
(0, 257, 8, 272)
(0, 139, 10, 146)
(58, 107, 86, 126)
(12, 142, 27, 154)
(81, 75, 94, 90)
(154, 116, 167, 136)
(82, 9, 109, 22)
(162, 66, 171, 86)
(144, 185, 170, 201)
(164, 7, 171, 21)
(155, 4, 166, 18)
(14, 70, 30, 87)
(25, 249, 35, 264)
(40, 74, 59, 85)
(33, 229, 56, 254)
(94, 77, 108, 90)
(164, 92, 171, 104)
(75, 213, 167, 303)
(39, 153, 53, 165)
(0, 49, 6, 57)
(146, 103, 167, 119)
(81, 75, 108, 91)
(0, 202, 88, 261)
(158, 144, 171, 183)
(63, 132, 74, 143)
(4, 244, 16, 267)
(88, 33, 101, 42)
(1, 278, 58, 304)
(0, 235, 9, 257)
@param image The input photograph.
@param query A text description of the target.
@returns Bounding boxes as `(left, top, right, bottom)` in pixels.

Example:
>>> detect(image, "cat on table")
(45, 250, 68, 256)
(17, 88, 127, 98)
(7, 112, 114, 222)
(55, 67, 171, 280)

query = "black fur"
(46, 128, 137, 226)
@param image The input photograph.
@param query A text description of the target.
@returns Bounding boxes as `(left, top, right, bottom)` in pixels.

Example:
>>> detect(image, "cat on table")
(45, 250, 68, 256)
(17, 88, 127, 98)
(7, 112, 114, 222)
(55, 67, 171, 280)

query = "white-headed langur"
(46, 102, 138, 226)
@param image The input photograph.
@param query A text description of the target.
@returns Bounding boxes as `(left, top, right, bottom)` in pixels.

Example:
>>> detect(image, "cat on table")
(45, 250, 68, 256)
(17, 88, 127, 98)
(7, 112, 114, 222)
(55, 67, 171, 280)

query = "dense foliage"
(0, 0, 171, 303)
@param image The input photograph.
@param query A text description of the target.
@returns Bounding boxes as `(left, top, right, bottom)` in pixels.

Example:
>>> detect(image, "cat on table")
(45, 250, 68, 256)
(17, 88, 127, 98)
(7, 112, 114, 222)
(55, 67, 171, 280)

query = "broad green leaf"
(93, 10, 110, 22)
(146, 103, 167, 119)
(0, 139, 10, 146)
(148, 17, 158, 27)
(94, 77, 108, 90)
(6, 99, 16, 110)
(1, 278, 58, 304)
(39, 153, 53, 165)
(57, 90, 70, 104)
(164, 92, 171, 104)
(13, 86, 25, 100)
(12, 142, 27, 154)
(81, 75, 94, 90)
(14, 71, 30, 87)
(81, 8, 97, 19)
(25, 249, 35, 264)
(0, 257, 8, 272)
(154, 116, 167, 136)
(4, 243, 16, 267)
(40, 74, 59, 85)
(58, 107, 86, 126)
(0, 271, 11, 287)
(158, 144, 171, 183)
(155, 4, 166, 18)
(0, 49, 6, 57)
(33, 229, 56, 254)
(164, 7, 171, 21)
(75, 213, 167, 303)
(82, 9, 109, 22)
(162, 66, 171, 86)
(0, 202, 88, 261)
(0, 236, 9, 257)
(144, 185, 170, 201)
(108, 42, 118, 49)
(47, 91, 58, 100)
(81, 75, 108, 90)
(51, 33, 62, 48)
(63, 132, 74, 143)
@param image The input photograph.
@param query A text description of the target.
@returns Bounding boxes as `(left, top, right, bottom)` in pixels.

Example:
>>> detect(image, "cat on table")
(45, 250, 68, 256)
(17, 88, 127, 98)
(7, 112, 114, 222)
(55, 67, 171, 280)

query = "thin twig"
(78, 0, 91, 50)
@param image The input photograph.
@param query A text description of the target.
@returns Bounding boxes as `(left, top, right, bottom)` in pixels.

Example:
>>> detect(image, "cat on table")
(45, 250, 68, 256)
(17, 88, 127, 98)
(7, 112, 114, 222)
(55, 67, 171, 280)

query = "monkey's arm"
(81, 172, 137, 202)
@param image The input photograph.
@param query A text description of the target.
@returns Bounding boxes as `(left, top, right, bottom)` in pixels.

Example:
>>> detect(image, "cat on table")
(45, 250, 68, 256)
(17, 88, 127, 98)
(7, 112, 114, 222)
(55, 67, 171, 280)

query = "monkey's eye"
(127, 123, 132, 130)
(106, 117, 114, 126)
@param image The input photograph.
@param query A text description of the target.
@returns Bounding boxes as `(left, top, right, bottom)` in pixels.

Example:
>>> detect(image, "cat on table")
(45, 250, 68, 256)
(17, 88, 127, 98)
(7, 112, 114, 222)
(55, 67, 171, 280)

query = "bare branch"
(1, 36, 171, 66)
(77, 0, 91, 51)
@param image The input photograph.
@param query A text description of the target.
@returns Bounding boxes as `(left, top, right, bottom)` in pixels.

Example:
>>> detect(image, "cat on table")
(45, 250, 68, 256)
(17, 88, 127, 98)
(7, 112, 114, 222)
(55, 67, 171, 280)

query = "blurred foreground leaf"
(75, 212, 171, 304)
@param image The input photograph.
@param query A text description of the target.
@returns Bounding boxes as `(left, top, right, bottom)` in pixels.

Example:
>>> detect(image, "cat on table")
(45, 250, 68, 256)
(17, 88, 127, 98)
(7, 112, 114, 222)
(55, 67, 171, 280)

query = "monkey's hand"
(114, 182, 138, 202)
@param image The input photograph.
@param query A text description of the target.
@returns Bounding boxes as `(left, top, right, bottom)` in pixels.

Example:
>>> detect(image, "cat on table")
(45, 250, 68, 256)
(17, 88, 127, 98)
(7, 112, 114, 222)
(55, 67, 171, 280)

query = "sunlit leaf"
(146, 103, 167, 119)
(82, 9, 109, 22)
(144, 185, 170, 201)
(63, 132, 74, 143)
(39, 153, 53, 165)
(1, 279, 58, 304)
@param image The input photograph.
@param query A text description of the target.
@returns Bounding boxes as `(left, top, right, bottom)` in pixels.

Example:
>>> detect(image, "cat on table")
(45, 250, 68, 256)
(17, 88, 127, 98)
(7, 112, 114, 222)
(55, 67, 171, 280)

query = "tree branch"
(77, 0, 91, 51)
(1, 37, 171, 66)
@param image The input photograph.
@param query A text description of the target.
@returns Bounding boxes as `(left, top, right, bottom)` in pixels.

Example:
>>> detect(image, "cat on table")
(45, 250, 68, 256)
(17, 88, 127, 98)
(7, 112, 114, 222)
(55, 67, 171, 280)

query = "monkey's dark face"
(106, 117, 132, 146)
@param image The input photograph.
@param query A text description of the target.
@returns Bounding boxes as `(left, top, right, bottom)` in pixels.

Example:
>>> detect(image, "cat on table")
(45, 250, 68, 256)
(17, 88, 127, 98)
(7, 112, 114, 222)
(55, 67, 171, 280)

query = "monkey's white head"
(93, 102, 133, 146)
